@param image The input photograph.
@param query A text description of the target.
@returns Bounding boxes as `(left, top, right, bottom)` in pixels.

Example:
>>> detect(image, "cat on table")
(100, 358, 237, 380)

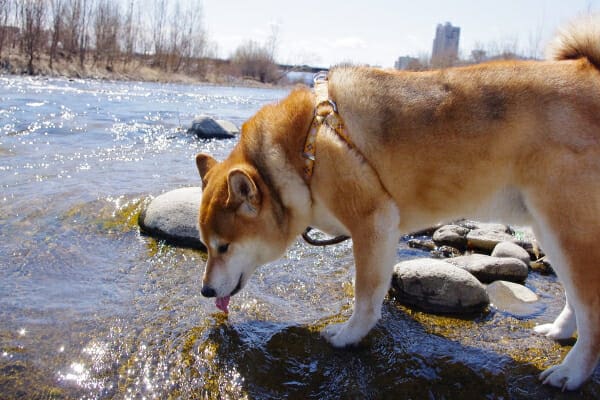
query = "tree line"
(0, 0, 280, 82)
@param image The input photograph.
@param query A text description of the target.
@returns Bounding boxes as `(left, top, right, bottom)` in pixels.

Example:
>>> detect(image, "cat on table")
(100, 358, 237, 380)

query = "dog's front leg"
(322, 202, 400, 347)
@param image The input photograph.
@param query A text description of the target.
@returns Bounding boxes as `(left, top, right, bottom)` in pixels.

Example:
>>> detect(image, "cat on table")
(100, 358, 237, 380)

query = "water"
(1, 75, 598, 399)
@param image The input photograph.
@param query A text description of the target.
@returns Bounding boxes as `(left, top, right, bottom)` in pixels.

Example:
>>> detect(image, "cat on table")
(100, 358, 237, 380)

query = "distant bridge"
(277, 64, 328, 74)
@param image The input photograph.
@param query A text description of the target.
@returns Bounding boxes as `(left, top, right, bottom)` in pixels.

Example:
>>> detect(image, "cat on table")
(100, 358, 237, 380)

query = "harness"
(301, 71, 357, 182)
(301, 72, 354, 246)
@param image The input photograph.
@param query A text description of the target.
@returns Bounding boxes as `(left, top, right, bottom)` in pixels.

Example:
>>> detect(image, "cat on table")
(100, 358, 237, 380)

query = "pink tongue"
(215, 296, 230, 314)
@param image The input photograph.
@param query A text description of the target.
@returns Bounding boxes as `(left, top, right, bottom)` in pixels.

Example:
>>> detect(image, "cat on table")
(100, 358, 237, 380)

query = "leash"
(302, 227, 350, 246)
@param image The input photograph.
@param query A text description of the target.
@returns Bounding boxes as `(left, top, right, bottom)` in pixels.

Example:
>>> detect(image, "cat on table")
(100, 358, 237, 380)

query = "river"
(0, 75, 598, 399)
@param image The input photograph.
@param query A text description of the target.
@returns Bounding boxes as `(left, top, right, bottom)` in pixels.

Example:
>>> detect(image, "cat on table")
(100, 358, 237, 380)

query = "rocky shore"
(138, 186, 551, 319)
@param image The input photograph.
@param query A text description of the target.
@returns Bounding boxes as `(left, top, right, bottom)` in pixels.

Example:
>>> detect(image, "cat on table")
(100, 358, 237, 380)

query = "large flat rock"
(138, 187, 205, 250)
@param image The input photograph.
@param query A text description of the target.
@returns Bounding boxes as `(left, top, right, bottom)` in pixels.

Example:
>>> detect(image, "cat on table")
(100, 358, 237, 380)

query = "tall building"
(432, 22, 460, 67)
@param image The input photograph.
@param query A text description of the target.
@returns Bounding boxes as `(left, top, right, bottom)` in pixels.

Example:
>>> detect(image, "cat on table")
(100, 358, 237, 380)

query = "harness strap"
(302, 72, 356, 183)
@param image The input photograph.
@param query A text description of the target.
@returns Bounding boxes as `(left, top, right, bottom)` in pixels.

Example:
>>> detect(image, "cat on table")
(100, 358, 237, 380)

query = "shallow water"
(0, 75, 598, 399)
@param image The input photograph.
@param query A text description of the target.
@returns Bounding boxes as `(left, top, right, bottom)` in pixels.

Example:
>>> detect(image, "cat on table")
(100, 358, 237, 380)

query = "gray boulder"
(486, 280, 544, 317)
(466, 225, 515, 252)
(188, 116, 238, 139)
(138, 187, 205, 250)
(391, 259, 489, 314)
(432, 224, 470, 251)
(447, 254, 528, 283)
(491, 241, 531, 266)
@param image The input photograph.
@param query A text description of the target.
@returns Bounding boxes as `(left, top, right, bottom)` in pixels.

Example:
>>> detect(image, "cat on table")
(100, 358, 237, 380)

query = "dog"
(195, 15, 600, 390)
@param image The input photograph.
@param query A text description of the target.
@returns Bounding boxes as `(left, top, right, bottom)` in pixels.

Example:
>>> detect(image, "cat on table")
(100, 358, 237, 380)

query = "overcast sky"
(201, 0, 600, 67)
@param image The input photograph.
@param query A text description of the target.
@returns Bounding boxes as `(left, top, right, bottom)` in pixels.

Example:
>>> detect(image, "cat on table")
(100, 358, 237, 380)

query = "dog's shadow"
(195, 304, 599, 399)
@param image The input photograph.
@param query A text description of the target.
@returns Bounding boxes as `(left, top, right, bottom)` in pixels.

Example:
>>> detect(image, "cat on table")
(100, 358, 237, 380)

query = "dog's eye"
(217, 243, 229, 254)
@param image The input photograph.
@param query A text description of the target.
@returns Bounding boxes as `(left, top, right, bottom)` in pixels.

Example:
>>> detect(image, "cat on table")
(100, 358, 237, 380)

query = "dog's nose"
(201, 285, 216, 298)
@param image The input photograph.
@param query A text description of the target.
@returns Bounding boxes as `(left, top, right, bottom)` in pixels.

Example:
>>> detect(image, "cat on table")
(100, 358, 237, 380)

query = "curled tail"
(547, 14, 600, 69)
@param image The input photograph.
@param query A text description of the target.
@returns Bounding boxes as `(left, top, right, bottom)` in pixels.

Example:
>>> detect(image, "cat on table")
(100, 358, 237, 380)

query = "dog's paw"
(540, 363, 587, 391)
(321, 322, 363, 348)
(534, 323, 574, 340)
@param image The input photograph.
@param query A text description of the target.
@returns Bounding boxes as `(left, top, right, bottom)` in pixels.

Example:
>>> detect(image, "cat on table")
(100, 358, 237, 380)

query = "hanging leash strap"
(302, 227, 350, 246)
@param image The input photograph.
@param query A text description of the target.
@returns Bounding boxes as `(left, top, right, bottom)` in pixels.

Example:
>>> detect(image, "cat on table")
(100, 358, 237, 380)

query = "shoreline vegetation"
(0, 0, 309, 87)
(0, 51, 294, 87)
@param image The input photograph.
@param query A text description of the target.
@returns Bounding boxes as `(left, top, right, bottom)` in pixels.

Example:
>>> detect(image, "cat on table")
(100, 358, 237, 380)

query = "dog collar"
(302, 72, 356, 182)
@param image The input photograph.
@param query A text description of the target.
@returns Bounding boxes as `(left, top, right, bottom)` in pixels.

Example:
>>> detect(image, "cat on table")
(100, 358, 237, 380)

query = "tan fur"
(196, 16, 600, 390)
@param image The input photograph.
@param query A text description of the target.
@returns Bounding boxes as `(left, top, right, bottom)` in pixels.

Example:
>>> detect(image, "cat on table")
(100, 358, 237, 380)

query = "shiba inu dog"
(195, 16, 600, 390)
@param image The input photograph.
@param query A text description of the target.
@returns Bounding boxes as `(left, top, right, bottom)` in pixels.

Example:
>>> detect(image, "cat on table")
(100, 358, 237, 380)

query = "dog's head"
(195, 88, 315, 312)
(195, 152, 291, 312)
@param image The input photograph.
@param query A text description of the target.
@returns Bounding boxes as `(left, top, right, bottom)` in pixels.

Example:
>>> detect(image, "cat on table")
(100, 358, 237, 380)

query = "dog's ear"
(227, 168, 261, 218)
(195, 153, 217, 185)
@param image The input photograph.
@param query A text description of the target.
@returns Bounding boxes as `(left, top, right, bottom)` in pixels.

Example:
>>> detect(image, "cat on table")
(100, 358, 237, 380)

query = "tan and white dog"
(195, 16, 600, 390)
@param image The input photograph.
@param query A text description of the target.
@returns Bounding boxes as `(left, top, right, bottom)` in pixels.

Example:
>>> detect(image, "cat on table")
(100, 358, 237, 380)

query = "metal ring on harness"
(302, 227, 350, 246)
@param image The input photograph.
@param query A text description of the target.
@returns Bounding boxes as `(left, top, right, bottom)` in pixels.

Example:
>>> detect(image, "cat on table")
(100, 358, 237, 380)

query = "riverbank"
(0, 52, 286, 88)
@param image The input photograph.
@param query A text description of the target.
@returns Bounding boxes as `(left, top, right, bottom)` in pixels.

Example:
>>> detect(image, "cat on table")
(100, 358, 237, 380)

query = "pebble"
(432, 224, 470, 251)
(466, 226, 514, 253)
(491, 241, 531, 266)
(138, 187, 205, 249)
(391, 258, 489, 314)
(447, 254, 528, 283)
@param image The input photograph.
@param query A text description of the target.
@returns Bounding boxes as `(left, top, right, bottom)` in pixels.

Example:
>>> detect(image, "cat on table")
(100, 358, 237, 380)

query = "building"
(394, 55, 419, 70)
(432, 22, 460, 67)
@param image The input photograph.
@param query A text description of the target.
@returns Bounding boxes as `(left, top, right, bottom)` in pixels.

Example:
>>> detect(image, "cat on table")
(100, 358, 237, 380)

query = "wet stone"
(447, 254, 528, 283)
(486, 280, 544, 317)
(466, 225, 515, 253)
(391, 258, 489, 314)
(187, 116, 238, 139)
(138, 187, 205, 250)
(491, 241, 531, 266)
(432, 224, 470, 251)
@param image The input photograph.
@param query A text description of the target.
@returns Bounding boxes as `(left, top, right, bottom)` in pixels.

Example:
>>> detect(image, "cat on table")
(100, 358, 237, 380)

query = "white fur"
(526, 205, 598, 390)
(322, 200, 401, 347)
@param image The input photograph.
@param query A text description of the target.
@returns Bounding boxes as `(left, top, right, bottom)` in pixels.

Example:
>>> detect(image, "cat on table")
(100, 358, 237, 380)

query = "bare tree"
(231, 39, 278, 83)
(77, 0, 91, 68)
(93, 0, 120, 70)
(49, 0, 64, 68)
(20, 0, 46, 75)
(150, 0, 166, 68)
(121, 0, 137, 66)
(0, 0, 11, 58)
(64, 0, 81, 58)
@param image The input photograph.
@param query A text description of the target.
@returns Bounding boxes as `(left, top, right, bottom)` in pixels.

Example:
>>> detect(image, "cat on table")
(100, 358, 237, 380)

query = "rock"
(486, 280, 544, 317)
(138, 187, 205, 250)
(391, 259, 489, 314)
(447, 254, 528, 283)
(407, 238, 436, 252)
(432, 224, 470, 251)
(187, 116, 237, 139)
(215, 119, 239, 135)
(491, 241, 531, 266)
(466, 225, 514, 253)
(530, 256, 554, 275)
(431, 245, 461, 258)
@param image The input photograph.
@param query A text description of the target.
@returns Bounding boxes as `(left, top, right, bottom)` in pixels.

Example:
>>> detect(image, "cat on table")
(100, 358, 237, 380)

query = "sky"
(201, 0, 600, 68)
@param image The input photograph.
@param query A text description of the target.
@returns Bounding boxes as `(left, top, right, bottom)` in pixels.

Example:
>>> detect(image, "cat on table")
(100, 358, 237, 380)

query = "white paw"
(321, 321, 364, 348)
(533, 323, 574, 340)
(540, 363, 587, 391)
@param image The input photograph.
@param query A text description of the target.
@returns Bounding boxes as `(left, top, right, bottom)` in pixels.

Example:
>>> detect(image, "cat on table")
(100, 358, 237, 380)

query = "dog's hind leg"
(527, 193, 600, 390)
(321, 201, 401, 347)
